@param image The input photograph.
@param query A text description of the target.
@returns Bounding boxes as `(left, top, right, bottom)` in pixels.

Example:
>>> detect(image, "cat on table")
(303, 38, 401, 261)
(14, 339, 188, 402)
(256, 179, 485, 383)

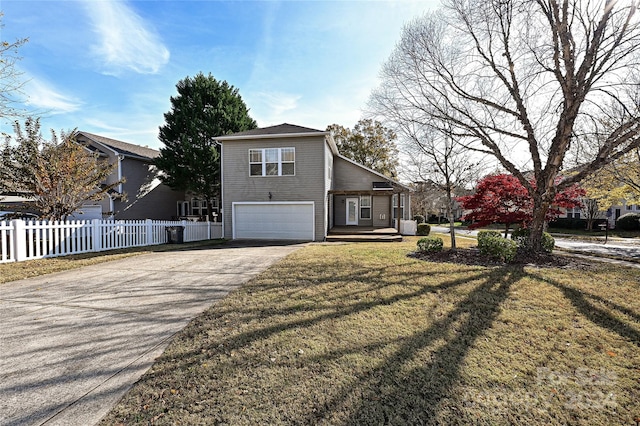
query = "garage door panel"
(233, 203, 314, 241)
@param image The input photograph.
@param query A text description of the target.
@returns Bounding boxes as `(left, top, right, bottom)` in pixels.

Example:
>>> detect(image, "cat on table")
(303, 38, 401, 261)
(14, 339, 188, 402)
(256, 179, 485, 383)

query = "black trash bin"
(166, 226, 185, 244)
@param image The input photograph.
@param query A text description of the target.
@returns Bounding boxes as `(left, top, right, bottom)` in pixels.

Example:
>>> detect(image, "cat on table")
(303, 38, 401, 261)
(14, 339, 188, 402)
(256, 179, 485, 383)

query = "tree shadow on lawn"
(322, 269, 640, 425)
(306, 267, 520, 425)
(104, 256, 639, 425)
(111, 264, 521, 425)
(528, 271, 640, 346)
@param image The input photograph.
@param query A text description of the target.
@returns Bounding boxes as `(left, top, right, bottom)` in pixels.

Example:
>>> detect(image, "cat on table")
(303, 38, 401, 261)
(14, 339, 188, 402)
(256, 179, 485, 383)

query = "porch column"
(395, 193, 400, 231)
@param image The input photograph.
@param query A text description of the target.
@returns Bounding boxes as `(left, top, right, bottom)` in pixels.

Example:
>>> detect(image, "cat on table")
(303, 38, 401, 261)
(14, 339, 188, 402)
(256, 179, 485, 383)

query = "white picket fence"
(0, 219, 223, 263)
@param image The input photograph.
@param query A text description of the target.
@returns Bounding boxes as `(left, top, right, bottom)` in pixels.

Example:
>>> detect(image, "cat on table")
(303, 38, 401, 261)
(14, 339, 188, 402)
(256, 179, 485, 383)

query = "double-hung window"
(191, 199, 208, 217)
(360, 195, 371, 219)
(249, 148, 295, 176)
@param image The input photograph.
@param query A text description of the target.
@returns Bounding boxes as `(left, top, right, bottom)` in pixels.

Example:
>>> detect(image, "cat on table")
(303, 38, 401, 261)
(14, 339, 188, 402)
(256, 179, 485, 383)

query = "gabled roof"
(215, 123, 328, 141)
(76, 131, 160, 160)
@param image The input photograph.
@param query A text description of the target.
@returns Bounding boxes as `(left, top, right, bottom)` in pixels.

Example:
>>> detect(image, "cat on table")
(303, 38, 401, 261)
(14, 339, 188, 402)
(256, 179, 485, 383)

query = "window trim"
(360, 195, 371, 220)
(249, 147, 295, 177)
(191, 199, 208, 217)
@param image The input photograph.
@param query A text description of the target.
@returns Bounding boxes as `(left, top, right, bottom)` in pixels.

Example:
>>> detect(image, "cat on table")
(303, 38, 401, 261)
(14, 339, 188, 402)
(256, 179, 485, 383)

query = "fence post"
(11, 219, 27, 262)
(207, 219, 211, 240)
(92, 219, 102, 252)
(146, 219, 153, 245)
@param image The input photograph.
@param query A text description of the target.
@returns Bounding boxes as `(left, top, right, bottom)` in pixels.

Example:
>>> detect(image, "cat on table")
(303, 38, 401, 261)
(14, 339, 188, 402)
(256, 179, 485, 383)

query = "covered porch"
(328, 184, 411, 228)
(326, 182, 413, 242)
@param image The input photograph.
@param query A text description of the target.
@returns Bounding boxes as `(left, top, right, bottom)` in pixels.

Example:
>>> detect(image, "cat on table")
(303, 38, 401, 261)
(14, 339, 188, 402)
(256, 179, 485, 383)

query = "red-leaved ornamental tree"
(458, 174, 585, 237)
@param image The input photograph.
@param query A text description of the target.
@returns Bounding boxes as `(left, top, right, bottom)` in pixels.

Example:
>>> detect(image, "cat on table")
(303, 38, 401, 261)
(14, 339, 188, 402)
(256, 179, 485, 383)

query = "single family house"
(74, 132, 188, 220)
(216, 123, 412, 241)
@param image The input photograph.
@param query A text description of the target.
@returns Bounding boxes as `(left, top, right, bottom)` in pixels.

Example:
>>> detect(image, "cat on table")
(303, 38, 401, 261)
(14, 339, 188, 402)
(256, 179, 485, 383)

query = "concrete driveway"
(0, 241, 303, 426)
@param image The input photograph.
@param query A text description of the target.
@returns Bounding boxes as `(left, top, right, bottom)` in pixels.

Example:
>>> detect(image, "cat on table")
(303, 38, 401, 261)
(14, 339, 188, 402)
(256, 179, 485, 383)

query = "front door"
(346, 197, 358, 225)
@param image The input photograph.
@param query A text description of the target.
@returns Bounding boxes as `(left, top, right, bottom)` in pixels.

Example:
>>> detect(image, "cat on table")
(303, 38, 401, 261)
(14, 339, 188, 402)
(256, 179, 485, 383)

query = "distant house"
(216, 123, 412, 241)
(74, 132, 188, 220)
(561, 201, 640, 228)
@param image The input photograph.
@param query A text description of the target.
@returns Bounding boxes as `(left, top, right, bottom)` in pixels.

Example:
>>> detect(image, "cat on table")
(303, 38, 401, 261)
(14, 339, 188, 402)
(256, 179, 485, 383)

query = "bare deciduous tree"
(0, 12, 29, 123)
(371, 0, 640, 252)
(581, 197, 603, 231)
(386, 121, 481, 250)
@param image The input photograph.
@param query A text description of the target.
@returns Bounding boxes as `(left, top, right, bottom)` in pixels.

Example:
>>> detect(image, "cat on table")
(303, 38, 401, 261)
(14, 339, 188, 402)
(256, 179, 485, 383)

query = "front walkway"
(0, 242, 302, 426)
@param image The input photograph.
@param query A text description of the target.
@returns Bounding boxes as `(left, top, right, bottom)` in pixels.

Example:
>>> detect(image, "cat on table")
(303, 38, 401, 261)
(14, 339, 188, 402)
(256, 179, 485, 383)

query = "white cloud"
(24, 79, 82, 114)
(247, 91, 302, 125)
(81, 0, 170, 75)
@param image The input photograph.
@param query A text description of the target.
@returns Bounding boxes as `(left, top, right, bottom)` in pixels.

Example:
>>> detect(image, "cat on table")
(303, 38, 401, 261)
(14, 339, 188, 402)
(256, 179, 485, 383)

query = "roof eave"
(215, 131, 330, 142)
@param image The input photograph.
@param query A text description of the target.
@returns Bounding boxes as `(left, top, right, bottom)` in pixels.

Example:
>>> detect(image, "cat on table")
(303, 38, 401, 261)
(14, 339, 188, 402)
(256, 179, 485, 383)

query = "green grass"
(0, 239, 225, 285)
(100, 236, 640, 425)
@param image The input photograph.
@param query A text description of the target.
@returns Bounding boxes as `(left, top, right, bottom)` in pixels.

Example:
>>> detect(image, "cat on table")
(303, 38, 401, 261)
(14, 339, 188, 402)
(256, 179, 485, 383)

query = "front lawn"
(101, 236, 639, 425)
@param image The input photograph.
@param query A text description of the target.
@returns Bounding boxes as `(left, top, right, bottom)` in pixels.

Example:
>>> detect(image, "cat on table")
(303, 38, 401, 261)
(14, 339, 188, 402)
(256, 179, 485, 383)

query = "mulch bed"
(409, 247, 600, 269)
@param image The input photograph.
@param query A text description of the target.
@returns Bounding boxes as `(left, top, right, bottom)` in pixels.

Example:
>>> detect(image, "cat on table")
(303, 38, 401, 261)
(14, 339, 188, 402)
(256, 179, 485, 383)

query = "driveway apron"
(0, 242, 302, 426)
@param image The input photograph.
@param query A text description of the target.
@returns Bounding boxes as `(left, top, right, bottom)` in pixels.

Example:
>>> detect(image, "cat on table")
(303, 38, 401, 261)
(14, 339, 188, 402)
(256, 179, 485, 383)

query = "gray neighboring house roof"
(76, 131, 160, 160)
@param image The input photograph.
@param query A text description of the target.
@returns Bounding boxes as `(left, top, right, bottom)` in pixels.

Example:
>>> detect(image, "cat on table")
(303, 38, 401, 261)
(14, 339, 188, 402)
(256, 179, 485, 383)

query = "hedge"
(417, 236, 444, 253)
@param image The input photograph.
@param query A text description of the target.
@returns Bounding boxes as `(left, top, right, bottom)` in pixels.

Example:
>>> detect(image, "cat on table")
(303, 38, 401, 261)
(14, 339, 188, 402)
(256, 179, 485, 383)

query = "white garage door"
(233, 202, 315, 241)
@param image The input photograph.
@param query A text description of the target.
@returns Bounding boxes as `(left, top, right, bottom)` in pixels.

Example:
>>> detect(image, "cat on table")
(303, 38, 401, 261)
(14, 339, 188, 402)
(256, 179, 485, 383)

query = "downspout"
(117, 154, 124, 194)
(395, 192, 400, 231)
(108, 193, 115, 219)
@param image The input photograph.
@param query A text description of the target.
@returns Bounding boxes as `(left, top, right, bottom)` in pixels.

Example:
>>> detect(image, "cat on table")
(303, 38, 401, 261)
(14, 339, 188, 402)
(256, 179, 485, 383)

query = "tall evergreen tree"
(155, 72, 257, 220)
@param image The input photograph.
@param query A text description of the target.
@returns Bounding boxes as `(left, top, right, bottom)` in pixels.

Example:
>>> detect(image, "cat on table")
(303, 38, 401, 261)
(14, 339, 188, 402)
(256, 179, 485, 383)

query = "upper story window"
(249, 147, 295, 177)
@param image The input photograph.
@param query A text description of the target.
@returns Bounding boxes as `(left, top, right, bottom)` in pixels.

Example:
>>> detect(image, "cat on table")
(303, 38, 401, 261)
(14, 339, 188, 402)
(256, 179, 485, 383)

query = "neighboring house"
(410, 180, 469, 222)
(216, 123, 412, 241)
(74, 132, 188, 220)
(560, 201, 640, 228)
(0, 194, 39, 219)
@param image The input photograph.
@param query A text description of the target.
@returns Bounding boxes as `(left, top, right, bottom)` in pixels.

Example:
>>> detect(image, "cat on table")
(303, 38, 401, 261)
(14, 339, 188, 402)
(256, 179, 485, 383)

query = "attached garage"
(232, 202, 315, 241)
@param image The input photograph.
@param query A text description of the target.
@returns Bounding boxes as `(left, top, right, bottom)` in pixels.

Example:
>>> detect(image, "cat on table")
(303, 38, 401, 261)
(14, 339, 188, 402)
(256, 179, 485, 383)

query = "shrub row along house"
(2, 123, 412, 242)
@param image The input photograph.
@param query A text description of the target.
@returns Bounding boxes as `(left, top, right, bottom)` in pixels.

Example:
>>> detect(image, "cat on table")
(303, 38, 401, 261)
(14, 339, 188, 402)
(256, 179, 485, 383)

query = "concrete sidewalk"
(0, 242, 302, 426)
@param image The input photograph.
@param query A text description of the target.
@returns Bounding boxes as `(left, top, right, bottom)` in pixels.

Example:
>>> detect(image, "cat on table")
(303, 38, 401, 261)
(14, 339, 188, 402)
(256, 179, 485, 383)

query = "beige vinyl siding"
(333, 156, 388, 190)
(372, 195, 391, 227)
(222, 135, 327, 240)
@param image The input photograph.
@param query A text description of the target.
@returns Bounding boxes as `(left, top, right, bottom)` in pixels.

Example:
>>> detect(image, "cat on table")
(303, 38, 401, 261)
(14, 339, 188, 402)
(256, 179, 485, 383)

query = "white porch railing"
(0, 219, 223, 264)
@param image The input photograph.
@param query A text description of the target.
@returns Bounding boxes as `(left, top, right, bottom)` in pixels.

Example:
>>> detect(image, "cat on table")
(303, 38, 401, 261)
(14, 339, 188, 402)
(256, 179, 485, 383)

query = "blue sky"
(1, 0, 439, 150)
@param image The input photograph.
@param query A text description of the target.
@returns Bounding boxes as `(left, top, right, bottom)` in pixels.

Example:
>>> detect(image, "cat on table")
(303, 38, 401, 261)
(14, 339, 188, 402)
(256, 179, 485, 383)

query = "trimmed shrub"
(417, 236, 444, 253)
(478, 235, 518, 262)
(413, 214, 425, 224)
(477, 230, 501, 243)
(511, 228, 555, 253)
(417, 223, 431, 236)
(616, 212, 640, 231)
